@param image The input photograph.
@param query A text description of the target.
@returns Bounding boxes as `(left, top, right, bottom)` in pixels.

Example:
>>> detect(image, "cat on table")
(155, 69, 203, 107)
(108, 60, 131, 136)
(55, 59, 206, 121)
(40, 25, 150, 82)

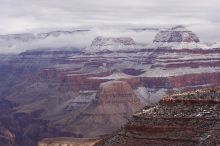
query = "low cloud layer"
(0, 0, 219, 34)
(0, 24, 220, 54)
(0, 27, 158, 53)
(0, 0, 219, 53)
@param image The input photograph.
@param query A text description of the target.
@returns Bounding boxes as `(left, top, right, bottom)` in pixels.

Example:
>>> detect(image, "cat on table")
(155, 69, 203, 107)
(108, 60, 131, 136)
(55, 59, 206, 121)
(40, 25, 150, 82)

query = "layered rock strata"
(97, 88, 220, 146)
(70, 81, 143, 136)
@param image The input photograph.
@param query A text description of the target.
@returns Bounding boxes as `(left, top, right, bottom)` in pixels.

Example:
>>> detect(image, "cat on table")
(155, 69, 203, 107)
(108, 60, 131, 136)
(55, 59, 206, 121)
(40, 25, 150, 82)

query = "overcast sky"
(0, 0, 219, 34)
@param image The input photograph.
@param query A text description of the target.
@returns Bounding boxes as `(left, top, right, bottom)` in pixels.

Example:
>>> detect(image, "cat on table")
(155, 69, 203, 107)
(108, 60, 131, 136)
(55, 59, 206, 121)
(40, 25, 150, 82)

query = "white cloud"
(0, 0, 219, 34)
(0, 27, 157, 53)
(0, 0, 219, 53)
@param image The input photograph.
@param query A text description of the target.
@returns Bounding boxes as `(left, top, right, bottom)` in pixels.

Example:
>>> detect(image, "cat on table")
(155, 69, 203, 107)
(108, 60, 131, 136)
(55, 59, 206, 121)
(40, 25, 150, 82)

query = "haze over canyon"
(0, 0, 220, 146)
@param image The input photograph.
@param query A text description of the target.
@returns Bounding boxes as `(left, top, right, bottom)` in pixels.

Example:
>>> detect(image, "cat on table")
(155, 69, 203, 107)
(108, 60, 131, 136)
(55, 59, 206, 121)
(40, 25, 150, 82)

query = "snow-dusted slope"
(147, 42, 210, 49)
(153, 25, 200, 43)
(87, 36, 145, 52)
(148, 25, 220, 49)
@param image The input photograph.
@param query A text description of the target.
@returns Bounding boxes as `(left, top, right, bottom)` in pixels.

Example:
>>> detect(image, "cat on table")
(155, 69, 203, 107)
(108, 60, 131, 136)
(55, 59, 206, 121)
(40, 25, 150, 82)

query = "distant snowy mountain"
(147, 25, 220, 49)
(153, 25, 200, 43)
(87, 36, 146, 52)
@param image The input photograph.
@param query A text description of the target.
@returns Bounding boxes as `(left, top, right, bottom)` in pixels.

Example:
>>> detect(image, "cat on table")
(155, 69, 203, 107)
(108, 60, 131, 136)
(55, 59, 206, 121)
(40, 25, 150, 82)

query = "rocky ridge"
(97, 88, 220, 146)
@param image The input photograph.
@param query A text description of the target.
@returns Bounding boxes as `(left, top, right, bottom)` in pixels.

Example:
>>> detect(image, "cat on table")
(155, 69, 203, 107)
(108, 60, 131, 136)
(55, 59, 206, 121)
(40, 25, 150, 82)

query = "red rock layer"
(70, 81, 143, 136)
(97, 88, 220, 146)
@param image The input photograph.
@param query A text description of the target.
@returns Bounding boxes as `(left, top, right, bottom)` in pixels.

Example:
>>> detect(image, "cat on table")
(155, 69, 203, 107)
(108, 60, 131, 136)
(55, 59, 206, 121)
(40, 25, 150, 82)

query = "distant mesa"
(153, 25, 200, 43)
(91, 36, 136, 46)
(89, 36, 141, 52)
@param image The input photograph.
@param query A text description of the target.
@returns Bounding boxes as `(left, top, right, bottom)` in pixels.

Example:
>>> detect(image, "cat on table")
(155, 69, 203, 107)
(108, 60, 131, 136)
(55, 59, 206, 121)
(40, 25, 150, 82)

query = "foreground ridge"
(96, 88, 220, 146)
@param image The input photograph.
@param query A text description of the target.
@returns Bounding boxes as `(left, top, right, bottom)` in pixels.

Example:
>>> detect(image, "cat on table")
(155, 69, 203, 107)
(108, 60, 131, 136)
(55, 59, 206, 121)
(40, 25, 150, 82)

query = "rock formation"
(70, 81, 143, 136)
(89, 36, 140, 52)
(97, 88, 220, 146)
(153, 25, 200, 43)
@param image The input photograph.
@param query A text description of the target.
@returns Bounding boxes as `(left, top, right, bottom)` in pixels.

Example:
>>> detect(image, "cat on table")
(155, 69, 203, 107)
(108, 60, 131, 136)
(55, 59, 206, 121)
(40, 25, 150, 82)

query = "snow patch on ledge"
(141, 67, 220, 77)
(146, 42, 219, 50)
(89, 72, 134, 80)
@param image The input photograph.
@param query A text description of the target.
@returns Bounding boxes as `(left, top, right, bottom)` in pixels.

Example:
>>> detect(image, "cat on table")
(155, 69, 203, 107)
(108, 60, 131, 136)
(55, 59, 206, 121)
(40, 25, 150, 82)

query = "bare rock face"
(97, 88, 220, 146)
(71, 81, 143, 136)
(153, 25, 200, 43)
(96, 81, 140, 104)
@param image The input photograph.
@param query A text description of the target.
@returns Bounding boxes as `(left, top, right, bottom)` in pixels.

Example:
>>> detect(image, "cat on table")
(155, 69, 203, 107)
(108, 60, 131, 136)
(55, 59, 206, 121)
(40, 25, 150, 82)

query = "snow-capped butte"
(153, 25, 200, 43)
(87, 36, 144, 52)
(147, 25, 219, 50)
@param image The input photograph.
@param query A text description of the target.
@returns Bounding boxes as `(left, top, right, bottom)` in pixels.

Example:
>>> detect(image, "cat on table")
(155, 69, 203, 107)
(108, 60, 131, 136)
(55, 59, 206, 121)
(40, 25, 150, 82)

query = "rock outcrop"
(89, 36, 140, 52)
(97, 88, 220, 146)
(70, 81, 143, 136)
(153, 25, 200, 43)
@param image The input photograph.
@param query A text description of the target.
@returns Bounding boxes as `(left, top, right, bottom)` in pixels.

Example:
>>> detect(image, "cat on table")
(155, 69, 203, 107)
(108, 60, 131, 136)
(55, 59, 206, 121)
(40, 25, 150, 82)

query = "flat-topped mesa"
(70, 81, 143, 136)
(89, 36, 138, 52)
(153, 25, 200, 43)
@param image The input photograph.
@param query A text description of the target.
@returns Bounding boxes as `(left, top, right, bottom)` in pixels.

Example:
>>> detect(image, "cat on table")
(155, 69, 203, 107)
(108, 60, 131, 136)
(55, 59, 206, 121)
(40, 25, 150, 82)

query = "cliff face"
(70, 81, 143, 136)
(97, 88, 220, 146)
(96, 81, 140, 104)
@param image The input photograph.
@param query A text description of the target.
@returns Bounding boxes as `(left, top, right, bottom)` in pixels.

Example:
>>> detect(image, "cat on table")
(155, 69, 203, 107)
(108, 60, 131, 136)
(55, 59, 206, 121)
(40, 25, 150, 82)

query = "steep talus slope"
(97, 88, 220, 146)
